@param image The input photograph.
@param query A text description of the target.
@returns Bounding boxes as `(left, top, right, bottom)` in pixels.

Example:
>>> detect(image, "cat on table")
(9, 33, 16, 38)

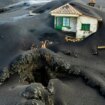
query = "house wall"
(76, 16, 98, 38)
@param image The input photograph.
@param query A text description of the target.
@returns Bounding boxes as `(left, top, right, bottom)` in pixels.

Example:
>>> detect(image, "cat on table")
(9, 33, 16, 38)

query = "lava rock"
(22, 83, 45, 100)
(22, 82, 54, 105)
(17, 99, 45, 105)
(0, 67, 10, 83)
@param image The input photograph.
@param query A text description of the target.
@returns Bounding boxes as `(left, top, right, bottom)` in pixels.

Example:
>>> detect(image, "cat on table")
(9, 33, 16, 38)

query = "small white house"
(51, 3, 102, 39)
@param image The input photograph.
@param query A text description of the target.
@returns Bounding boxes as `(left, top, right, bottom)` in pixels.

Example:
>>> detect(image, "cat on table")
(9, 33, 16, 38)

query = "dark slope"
(0, 0, 105, 105)
(0, 22, 37, 67)
(50, 78, 105, 105)
(0, 48, 105, 105)
(0, 0, 105, 79)
(0, 0, 22, 7)
(0, 0, 105, 77)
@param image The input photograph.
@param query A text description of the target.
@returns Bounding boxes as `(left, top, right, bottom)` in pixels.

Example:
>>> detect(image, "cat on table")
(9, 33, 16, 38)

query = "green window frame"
(81, 24, 90, 31)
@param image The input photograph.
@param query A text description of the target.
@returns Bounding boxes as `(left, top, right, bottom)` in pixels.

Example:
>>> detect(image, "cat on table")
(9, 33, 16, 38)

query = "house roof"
(89, 0, 96, 3)
(51, 2, 102, 21)
(70, 2, 102, 21)
(51, 3, 82, 16)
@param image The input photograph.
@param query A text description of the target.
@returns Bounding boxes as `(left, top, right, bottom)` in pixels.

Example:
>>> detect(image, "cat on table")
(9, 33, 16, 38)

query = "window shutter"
(81, 24, 90, 31)
(55, 17, 63, 30)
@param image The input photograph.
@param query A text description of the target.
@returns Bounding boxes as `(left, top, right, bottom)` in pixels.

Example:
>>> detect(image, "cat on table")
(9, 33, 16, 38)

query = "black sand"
(0, 0, 105, 105)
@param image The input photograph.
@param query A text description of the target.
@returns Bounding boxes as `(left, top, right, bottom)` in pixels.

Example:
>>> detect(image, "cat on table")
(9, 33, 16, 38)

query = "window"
(63, 17, 70, 27)
(81, 24, 90, 31)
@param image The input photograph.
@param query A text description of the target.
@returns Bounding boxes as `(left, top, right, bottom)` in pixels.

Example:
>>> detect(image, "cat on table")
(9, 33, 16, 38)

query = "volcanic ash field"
(0, 0, 105, 105)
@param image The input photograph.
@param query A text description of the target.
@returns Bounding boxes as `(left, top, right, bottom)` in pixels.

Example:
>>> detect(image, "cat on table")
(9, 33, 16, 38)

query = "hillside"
(0, 0, 105, 105)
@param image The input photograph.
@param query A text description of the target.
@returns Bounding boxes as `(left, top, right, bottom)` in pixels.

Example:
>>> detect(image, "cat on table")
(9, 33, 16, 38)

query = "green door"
(56, 17, 63, 30)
